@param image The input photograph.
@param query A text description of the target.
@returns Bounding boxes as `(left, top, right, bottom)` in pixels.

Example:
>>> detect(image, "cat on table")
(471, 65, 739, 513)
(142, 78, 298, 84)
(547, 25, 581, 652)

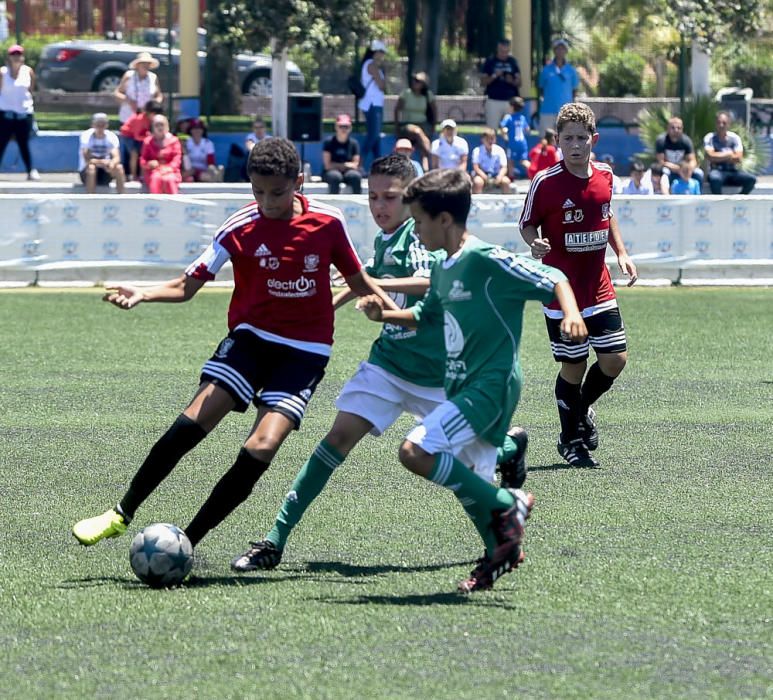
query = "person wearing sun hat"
(0, 44, 40, 180)
(358, 39, 387, 171)
(430, 119, 469, 171)
(115, 51, 163, 125)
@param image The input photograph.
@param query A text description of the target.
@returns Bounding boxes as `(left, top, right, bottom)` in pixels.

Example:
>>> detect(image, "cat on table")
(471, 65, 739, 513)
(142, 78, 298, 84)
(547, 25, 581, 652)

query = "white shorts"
(405, 401, 498, 482)
(336, 361, 445, 437)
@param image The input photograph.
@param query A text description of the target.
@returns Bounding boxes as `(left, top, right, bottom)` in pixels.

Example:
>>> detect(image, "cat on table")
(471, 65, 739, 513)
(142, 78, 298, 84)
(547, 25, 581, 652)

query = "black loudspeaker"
(288, 93, 323, 142)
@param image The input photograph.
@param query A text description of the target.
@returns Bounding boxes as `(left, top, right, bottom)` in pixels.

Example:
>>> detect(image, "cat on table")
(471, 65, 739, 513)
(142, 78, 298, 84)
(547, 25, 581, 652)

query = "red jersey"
(186, 194, 362, 355)
(120, 112, 151, 141)
(519, 160, 616, 316)
(527, 143, 560, 179)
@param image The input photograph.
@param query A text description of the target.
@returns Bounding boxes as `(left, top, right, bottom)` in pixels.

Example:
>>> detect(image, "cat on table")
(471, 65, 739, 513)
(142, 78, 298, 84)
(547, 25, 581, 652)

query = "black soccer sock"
(580, 362, 616, 413)
(119, 414, 208, 519)
(555, 373, 583, 442)
(184, 448, 270, 547)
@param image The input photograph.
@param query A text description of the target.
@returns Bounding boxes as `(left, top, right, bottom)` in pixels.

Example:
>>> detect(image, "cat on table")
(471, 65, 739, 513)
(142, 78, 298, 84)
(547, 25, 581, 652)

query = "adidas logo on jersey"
(562, 198, 575, 209)
(254, 243, 272, 257)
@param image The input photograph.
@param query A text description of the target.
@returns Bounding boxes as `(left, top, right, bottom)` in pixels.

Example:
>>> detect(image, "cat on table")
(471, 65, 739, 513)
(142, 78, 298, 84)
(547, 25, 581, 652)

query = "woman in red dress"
(140, 114, 182, 194)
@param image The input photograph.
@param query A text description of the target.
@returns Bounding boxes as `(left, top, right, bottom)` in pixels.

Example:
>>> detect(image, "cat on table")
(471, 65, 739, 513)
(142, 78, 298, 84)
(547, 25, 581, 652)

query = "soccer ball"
(129, 523, 194, 588)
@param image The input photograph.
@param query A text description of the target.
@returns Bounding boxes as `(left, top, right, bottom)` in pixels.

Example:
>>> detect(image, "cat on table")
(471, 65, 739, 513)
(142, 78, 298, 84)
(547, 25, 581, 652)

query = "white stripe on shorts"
(202, 361, 254, 404)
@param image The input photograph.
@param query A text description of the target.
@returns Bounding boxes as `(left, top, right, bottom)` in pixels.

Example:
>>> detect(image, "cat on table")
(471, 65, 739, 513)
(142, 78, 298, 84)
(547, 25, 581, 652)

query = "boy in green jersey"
(230, 155, 528, 573)
(360, 169, 587, 592)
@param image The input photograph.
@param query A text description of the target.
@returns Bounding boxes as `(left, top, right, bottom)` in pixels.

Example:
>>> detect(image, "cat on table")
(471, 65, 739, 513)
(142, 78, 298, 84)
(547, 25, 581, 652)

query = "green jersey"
(365, 218, 446, 387)
(412, 235, 566, 445)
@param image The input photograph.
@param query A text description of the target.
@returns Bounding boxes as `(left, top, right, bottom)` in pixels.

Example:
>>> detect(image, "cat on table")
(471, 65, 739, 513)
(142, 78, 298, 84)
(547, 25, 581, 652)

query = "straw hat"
(130, 51, 160, 70)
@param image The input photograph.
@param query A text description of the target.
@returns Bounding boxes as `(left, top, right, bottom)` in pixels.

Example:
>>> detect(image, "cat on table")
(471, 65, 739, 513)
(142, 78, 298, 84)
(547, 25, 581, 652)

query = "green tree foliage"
(204, 0, 373, 114)
(598, 51, 645, 97)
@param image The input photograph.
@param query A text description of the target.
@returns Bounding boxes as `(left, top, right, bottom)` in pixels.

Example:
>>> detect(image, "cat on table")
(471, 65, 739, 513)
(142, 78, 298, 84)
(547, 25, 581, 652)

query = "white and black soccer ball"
(129, 523, 194, 588)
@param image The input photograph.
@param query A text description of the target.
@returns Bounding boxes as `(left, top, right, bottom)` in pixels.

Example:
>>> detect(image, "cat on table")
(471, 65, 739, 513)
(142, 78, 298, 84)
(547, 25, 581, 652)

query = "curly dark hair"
(247, 137, 300, 179)
(403, 169, 471, 226)
(369, 153, 415, 184)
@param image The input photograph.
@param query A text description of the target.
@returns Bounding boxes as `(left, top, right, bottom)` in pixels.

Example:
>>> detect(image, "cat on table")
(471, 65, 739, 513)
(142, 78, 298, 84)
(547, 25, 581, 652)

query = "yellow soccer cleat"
(72, 509, 128, 546)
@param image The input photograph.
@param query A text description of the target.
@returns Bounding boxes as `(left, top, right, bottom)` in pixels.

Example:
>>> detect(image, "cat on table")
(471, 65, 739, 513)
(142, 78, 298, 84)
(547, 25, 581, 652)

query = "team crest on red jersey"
(304, 254, 320, 272)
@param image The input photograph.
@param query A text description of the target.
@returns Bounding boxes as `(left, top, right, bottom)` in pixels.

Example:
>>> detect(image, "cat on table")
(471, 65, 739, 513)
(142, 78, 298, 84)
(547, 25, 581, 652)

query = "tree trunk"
(206, 42, 241, 115)
(419, 0, 448, 92)
(77, 0, 94, 33)
(402, 0, 418, 79)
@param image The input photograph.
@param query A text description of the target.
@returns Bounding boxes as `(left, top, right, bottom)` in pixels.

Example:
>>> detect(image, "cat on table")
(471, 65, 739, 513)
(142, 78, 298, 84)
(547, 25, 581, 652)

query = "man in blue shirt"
(480, 39, 521, 131)
(538, 39, 580, 133)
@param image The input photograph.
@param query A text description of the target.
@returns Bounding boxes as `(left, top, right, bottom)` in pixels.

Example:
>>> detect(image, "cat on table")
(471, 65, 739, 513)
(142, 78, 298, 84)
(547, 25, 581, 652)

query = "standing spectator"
(140, 115, 182, 194)
(322, 114, 362, 195)
(527, 128, 560, 179)
(245, 116, 270, 152)
(670, 161, 701, 195)
(119, 100, 163, 182)
(430, 119, 469, 171)
(182, 119, 223, 182)
(647, 163, 670, 195)
(79, 112, 125, 194)
(358, 39, 387, 172)
(115, 52, 163, 126)
(500, 96, 530, 179)
(394, 71, 435, 167)
(621, 161, 652, 195)
(599, 154, 623, 194)
(471, 127, 511, 193)
(655, 117, 703, 186)
(394, 137, 424, 177)
(0, 45, 39, 180)
(537, 39, 579, 134)
(480, 38, 521, 130)
(704, 111, 756, 195)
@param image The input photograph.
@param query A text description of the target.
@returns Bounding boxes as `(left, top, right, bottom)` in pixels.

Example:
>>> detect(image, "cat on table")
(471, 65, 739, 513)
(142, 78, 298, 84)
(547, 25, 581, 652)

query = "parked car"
(37, 29, 305, 95)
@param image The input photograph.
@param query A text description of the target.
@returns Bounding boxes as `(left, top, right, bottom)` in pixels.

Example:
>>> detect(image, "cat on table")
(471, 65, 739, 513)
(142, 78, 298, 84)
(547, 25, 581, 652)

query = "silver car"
(37, 29, 305, 95)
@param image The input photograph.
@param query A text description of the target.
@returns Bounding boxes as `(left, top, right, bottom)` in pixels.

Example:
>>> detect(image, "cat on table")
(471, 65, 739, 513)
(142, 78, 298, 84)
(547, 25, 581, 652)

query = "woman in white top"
(0, 44, 39, 180)
(115, 52, 163, 125)
(182, 118, 222, 182)
(358, 39, 387, 172)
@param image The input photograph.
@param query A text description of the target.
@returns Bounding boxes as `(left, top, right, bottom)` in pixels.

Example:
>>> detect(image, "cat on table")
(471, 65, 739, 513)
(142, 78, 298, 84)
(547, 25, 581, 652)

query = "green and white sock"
(496, 433, 519, 465)
(429, 452, 514, 556)
(265, 440, 344, 550)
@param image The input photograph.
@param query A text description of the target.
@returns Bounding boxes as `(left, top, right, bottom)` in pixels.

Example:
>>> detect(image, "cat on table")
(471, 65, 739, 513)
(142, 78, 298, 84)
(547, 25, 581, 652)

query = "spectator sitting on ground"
(527, 128, 559, 179)
(621, 160, 652, 195)
(670, 160, 701, 195)
(245, 116, 270, 152)
(655, 116, 703, 187)
(140, 114, 182, 194)
(79, 112, 125, 194)
(647, 162, 670, 195)
(182, 118, 223, 182)
(394, 71, 435, 167)
(119, 99, 163, 182)
(322, 113, 362, 195)
(500, 96, 530, 179)
(394, 138, 424, 177)
(471, 127, 511, 194)
(430, 119, 469, 171)
(703, 111, 756, 195)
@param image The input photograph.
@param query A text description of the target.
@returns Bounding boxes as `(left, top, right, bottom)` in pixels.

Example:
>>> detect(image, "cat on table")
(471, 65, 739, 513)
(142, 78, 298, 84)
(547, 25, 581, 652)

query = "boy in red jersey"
(519, 102, 637, 468)
(72, 137, 394, 551)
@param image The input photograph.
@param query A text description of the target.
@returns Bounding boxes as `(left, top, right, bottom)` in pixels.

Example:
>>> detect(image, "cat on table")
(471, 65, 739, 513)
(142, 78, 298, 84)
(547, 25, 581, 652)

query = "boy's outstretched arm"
(553, 280, 588, 342)
(358, 294, 418, 328)
(342, 269, 401, 311)
(103, 274, 206, 309)
(333, 276, 430, 310)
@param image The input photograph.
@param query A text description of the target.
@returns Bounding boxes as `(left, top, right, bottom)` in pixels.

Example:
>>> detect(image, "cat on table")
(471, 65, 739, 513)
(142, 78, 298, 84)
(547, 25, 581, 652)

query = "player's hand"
(530, 237, 551, 259)
(103, 284, 143, 309)
(618, 254, 638, 286)
(356, 294, 385, 321)
(560, 312, 587, 343)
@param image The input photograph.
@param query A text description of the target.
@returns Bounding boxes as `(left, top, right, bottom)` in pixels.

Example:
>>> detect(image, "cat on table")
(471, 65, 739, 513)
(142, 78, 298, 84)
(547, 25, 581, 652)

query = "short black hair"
(403, 169, 471, 226)
(144, 100, 163, 114)
(630, 160, 645, 173)
(650, 162, 664, 176)
(370, 154, 415, 184)
(509, 96, 524, 109)
(247, 137, 300, 179)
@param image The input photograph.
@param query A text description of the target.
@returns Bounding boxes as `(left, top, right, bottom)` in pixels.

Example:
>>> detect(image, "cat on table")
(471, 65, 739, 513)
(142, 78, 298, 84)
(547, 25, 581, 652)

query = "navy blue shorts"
(546, 308, 627, 363)
(200, 329, 328, 426)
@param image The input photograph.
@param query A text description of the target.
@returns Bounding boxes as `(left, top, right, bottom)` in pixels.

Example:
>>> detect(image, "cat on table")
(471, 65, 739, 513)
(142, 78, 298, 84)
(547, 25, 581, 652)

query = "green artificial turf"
(0, 287, 770, 699)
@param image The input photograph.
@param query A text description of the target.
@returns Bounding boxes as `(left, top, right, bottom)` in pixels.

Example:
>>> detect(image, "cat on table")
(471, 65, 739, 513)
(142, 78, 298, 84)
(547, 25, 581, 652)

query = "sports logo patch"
(304, 254, 320, 272)
(214, 338, 235, 359)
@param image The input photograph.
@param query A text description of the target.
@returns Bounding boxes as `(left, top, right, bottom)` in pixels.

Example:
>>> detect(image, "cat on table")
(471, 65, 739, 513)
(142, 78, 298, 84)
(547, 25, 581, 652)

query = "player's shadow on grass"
(316, 592, 521, 609)
(57, 574, 298, 589)
(301, 560, 469, 577)
(529, 462, 602, 472)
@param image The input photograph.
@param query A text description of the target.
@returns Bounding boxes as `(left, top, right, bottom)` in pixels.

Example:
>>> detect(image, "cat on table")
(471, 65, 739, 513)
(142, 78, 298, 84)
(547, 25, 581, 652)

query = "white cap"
(440, 118, 457, 130)
(370, 39, 386, 53)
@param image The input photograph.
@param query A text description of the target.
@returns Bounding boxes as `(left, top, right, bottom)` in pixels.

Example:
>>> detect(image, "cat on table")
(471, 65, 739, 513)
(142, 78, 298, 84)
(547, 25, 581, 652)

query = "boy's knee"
(599, 352, 627, 377)
(398, 440, 423, 472)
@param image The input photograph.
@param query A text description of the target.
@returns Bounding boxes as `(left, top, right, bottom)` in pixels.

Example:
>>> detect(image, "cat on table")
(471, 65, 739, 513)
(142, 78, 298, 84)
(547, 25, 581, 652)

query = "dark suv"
(37, 28, 305, 95)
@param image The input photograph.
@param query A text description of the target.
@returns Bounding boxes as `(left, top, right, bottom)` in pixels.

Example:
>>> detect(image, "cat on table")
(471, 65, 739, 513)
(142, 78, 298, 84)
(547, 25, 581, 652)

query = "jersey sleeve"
(329, 219, 363, 278)
(411, 281, 443, 328)
(519, 175, 546, 230)
(487, 247, 566, 305)
(406, 238, 437, 278)
(471, 146, 481, 165)
(185, 236, 232, 281)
